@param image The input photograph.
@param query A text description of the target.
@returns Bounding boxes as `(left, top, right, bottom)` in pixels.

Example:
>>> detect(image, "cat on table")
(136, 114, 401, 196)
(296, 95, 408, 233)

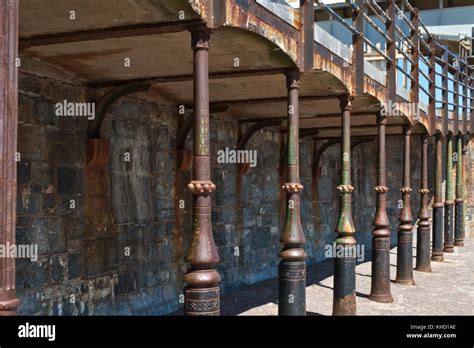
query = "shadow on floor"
(171, 245, 399, 316)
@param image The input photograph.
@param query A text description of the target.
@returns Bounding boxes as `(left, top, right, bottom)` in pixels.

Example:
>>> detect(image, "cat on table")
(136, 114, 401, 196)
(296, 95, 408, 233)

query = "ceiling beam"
(19, 19, 204, 51)
(88, 68, 290, 88)
(206, 94, 343, 109)
(239, 111, 377, 123)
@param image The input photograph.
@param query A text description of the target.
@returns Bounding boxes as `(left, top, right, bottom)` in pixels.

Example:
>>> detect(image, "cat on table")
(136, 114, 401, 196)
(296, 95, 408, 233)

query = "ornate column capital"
(191, 28, 211, 50)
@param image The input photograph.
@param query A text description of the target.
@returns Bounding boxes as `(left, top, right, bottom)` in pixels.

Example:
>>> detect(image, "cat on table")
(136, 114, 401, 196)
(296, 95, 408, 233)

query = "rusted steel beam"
(279, 71, 306, 316)
(300, 124, 401, 133)
(432, 133, 444, 261)
(300, 0, 315, 71)
(90, 68, 289, 88)
(386, 0, 397, 103)
(316, 134, 403, 140)
(369, 113, 393, 303)
(333, 95, 357, 315)
(415, 134, 432, 272)
(237, 118, 283, 175)
(88, 82, 151, 139)
(240, 111, 376, 123)
(352, 0, 364, 96)
(410, 9, 420, 120)
(0, 0, 21, 315)
(395, 125, 415, 285)
(19, 20, 204, 51)
(443, 133, 455, 253)
(207, 0, 226, 29)
(209, 94, 342, 109)
(454, 134, 465, 247)
(184, 29, 221, 316)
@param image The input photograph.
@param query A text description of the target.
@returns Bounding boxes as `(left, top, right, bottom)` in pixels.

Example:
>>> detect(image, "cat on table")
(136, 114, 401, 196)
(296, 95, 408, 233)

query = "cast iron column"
(279, 70, 307, 316)
(432, 134, 444, 261)
(415, 135, 432, 272)
(369, 113, 393, 303)
(0, 0, 20, 315)
(454, 134, 465, 247)
(395, 125, 415, 285)
(333, 95, 356, 315)
(443, 133, 455, 253)
(184, 29, 221, 316)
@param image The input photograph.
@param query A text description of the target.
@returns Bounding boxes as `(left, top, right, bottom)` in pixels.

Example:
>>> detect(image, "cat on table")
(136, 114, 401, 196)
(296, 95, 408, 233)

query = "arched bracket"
(176, 115, 194, 172)
(313, 137, 374, 172)
(237, 118, 283, 175)
(88, 82, 151, 139)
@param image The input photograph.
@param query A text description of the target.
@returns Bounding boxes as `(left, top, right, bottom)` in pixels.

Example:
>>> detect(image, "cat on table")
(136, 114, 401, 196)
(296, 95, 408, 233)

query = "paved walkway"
(220, 237, 474, 315)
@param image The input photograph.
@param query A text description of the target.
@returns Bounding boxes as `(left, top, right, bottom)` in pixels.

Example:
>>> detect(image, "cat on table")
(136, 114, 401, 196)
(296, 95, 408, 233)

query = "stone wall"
(15, 72, 459, 315)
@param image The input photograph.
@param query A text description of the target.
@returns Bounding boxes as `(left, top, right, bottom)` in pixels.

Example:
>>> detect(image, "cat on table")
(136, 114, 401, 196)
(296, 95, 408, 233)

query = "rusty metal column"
(432, 134, 444, 261)
(443, 133, 455, 253)
(279, 70, 306, 316)
(184, 29, 221, 316)
(395, 125, 415, 285)
(454, 134, 465, 247)
(415, 135, 432, 272)
(0, 0, 20, 315)
(369, 113, 393, 303)
(333, 95, 356, 315)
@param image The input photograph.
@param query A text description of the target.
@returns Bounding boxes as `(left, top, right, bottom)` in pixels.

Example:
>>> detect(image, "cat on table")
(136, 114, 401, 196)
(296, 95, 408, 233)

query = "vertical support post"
(454, 66, 460, 135)
(410, 9, 419, 115)
(333, 95, 356, 315)
(0, 0, 20, 315)
(454, 134, 465, 247)
(442, 47, 449, 135)
(184, 29, 221, 316)
(369, 113, 393, 303)
(386, 0, 397, 103)
(429, 38, 436, 134)
(299, 0, 314, 71)
(432, 133, 444, 261)
(462, 63, 468, 134)
(279, 71, 306, 316)
(415, 135, 432, 272)
(443, 133, 455, 253)
(395, 125, 415, 285)
(352, 0, 364, 96)
(470, 77, 474, 132)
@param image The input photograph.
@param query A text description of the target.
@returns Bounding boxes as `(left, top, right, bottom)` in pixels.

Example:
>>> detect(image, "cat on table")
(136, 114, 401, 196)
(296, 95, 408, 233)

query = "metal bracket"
(88, 82, 151, 139)
(237, 118, 282, 175)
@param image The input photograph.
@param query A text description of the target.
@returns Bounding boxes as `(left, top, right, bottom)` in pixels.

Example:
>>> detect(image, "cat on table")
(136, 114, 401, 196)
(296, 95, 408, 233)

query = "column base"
(443, 246, 455, 253)
(278, 260, 306, 316)
(454, 240, 464, 247)
(394, 278, 415, 286)
(368, 293, 394, 303)
(369, 236, 393, 303)
(431, 254, 444, 262)
(0, 298, 21, 316)
(184, 287, 220, 316)
(414, 266, 432, 273)
(333, 253, 356, 316)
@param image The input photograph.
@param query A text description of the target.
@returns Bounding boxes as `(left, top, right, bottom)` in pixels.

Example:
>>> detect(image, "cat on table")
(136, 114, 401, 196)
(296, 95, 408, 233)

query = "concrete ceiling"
(18, 0, 409, 133)
(19, 0, 197, 37)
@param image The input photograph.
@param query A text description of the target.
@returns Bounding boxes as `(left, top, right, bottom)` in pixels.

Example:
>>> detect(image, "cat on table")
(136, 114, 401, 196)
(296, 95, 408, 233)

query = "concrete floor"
(220, 237, 474, 316)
